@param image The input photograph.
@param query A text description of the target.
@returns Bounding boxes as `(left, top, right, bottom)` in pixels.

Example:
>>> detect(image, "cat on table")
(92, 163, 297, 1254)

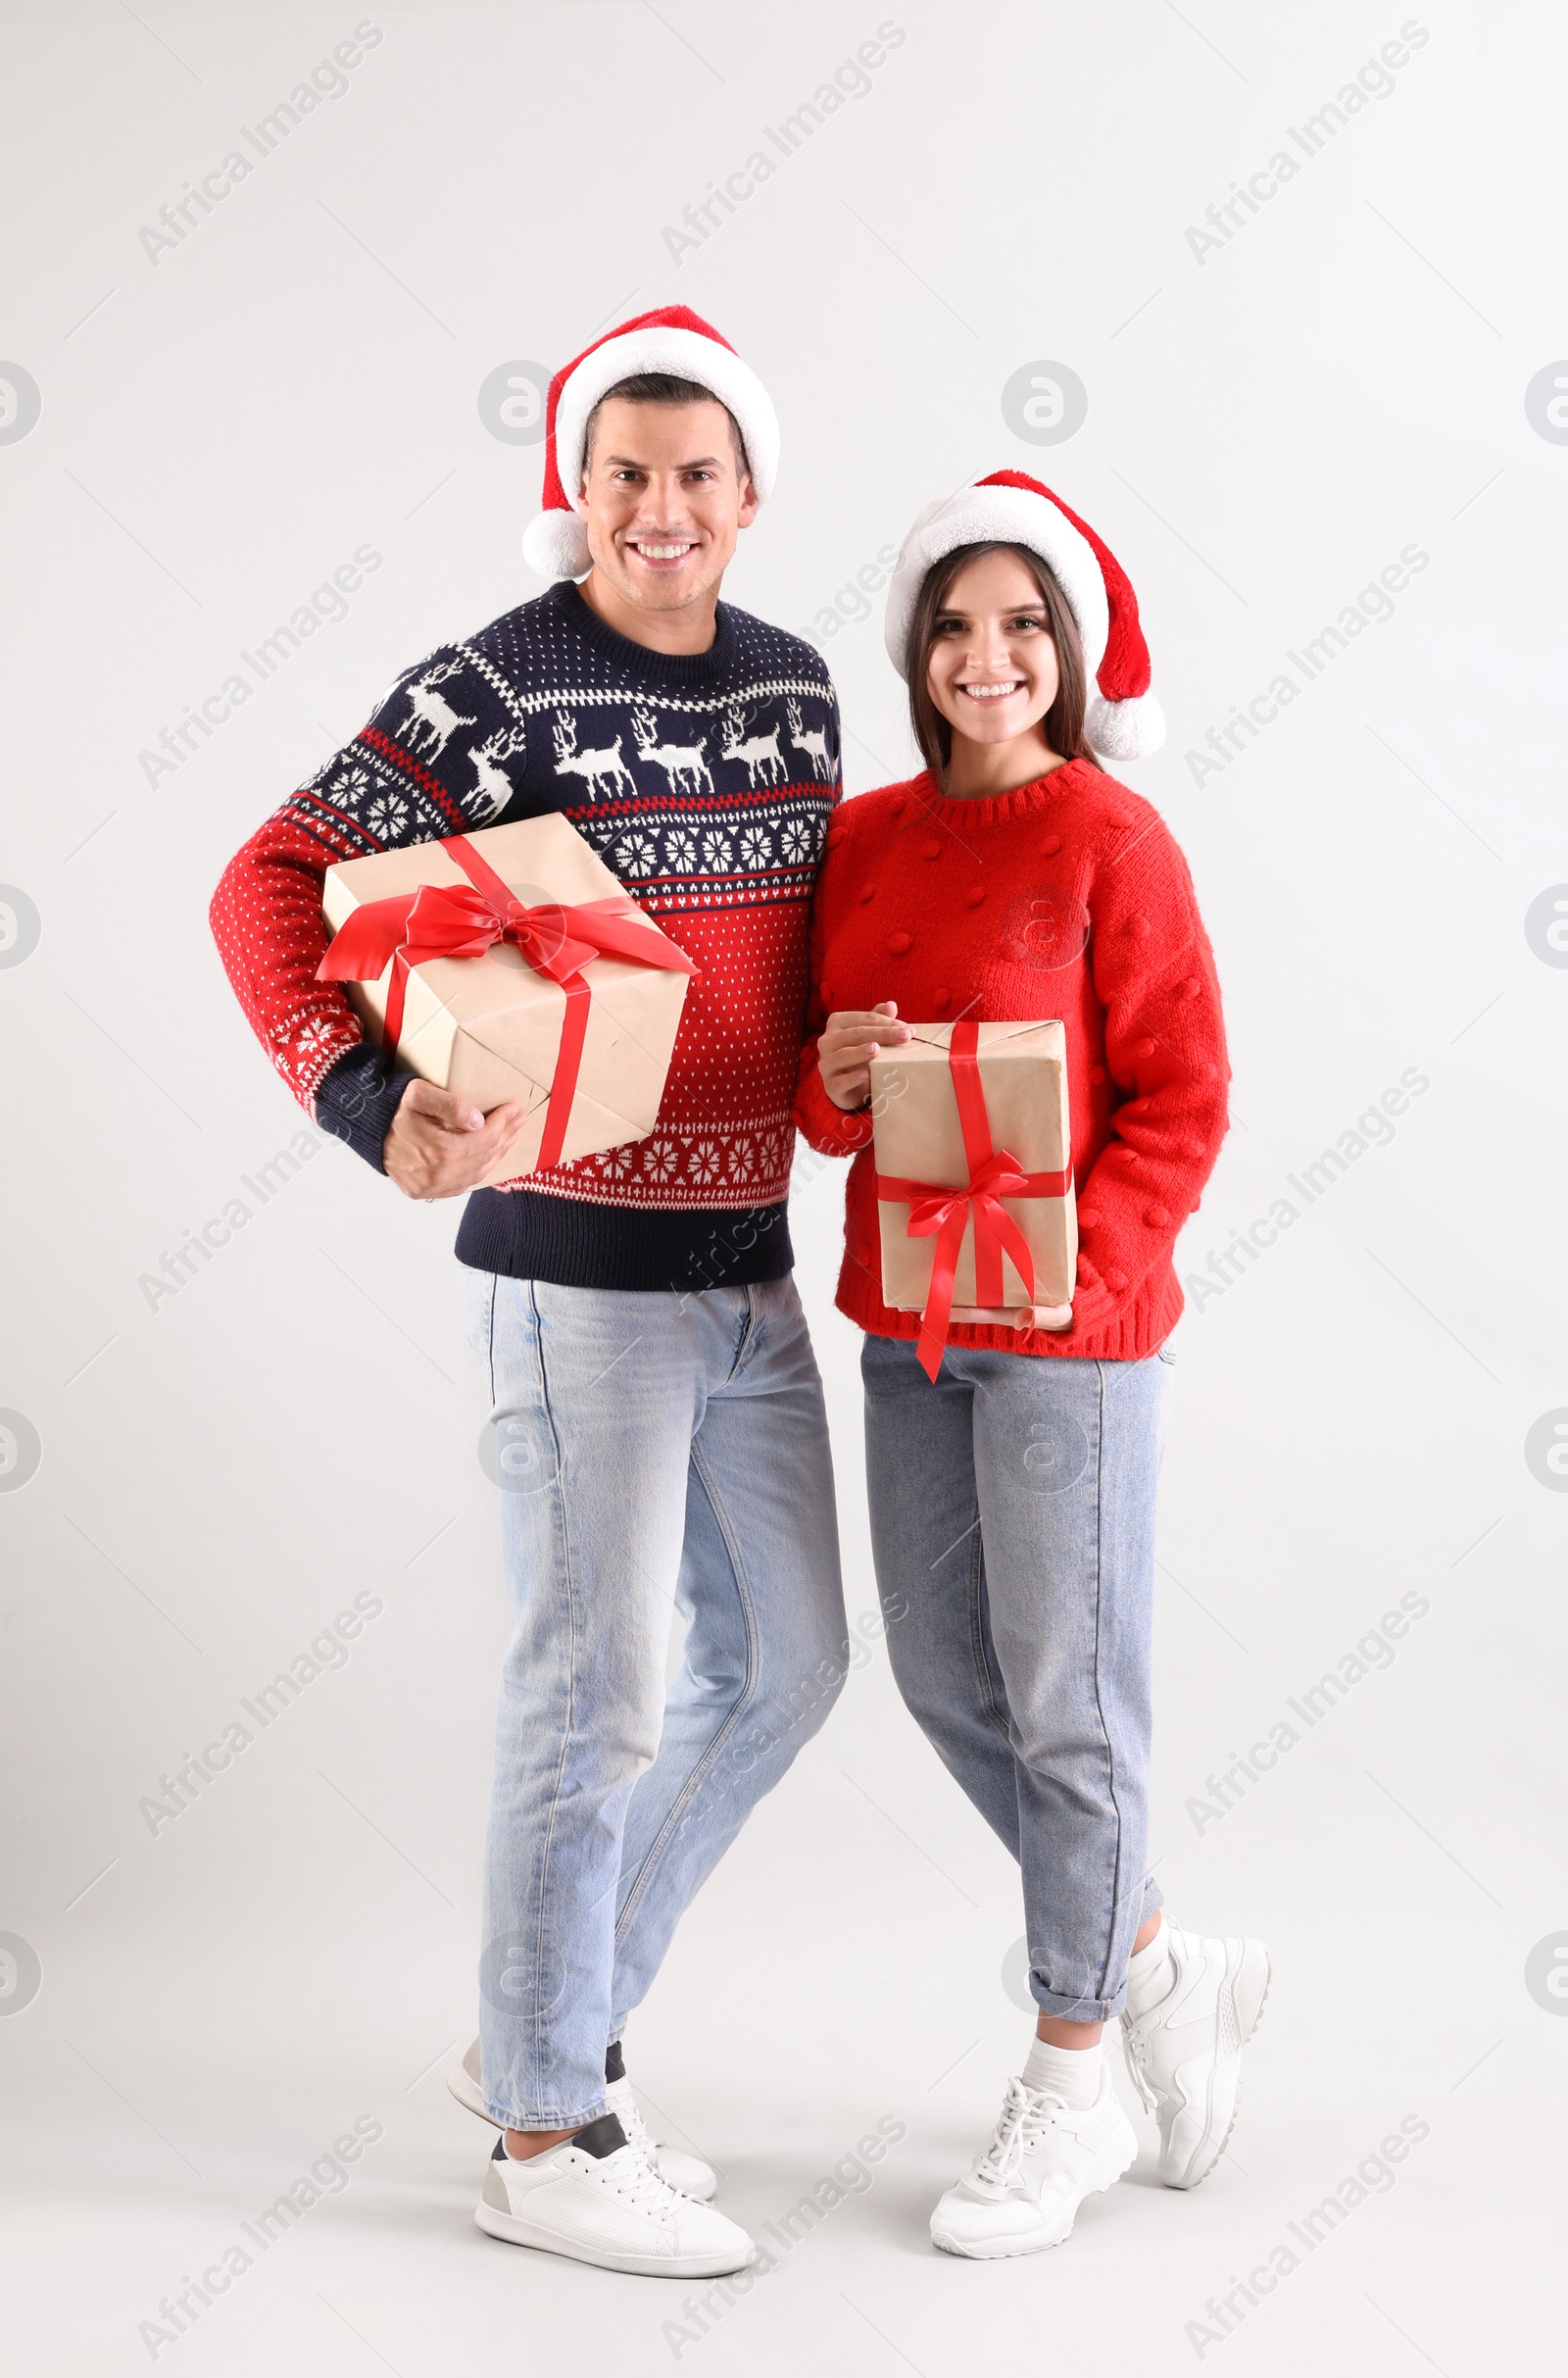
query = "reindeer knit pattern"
(210, 581, 842, 1291)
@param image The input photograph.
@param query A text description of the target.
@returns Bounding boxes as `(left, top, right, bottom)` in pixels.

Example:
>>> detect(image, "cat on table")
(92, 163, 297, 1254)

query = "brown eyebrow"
(934, 602, 1048, 619)
(601, 453, 724, 470)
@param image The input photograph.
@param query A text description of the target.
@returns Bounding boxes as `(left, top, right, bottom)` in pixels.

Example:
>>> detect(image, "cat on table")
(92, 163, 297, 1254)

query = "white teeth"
(633, 542, 694, 560)
(959, 682, 1022, 700)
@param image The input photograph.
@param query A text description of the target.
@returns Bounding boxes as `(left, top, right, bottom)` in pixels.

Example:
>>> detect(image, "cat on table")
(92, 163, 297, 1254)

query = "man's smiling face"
(577, 395, 758, 620)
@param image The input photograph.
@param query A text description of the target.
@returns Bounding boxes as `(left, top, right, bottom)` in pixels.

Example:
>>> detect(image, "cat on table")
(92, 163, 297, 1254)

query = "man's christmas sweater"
(210, 580, 842, 1290)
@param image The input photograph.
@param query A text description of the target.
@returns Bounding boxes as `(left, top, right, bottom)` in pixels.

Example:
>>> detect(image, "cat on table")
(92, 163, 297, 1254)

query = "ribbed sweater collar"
(910, 757, 1098, 831)
(542, 577, 742, 687)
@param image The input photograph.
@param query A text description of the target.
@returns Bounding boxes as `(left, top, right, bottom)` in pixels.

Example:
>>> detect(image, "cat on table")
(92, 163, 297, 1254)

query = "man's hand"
(818, 1002, 913, 1112)
(382, 1081, 526, 1200)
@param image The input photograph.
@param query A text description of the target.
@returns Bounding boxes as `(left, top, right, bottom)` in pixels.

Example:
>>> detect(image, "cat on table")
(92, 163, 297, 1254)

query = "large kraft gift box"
(869, 1020, 1076, 1372)
(318, 814, 696, 1189)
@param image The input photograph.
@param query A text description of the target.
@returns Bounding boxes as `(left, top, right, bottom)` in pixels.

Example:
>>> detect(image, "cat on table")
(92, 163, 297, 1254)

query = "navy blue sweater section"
(313, 581, 838, 1291)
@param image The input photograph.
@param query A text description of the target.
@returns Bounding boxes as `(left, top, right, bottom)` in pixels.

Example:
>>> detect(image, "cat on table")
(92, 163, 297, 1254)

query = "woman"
(794, 471, 1268, 2259)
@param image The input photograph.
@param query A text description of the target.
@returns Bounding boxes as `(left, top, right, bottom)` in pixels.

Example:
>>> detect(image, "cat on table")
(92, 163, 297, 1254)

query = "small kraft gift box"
(318, 814, 697, 1188)
(869, 1019, 1077, 1378)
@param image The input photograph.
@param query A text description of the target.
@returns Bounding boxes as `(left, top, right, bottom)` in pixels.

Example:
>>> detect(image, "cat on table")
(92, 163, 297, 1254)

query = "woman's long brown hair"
(905, 540, 1098, 787)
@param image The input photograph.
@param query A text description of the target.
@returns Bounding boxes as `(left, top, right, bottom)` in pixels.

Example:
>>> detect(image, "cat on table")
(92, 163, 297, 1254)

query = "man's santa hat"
(522, 305, 780, 582)
(883, 470, 1165, 761)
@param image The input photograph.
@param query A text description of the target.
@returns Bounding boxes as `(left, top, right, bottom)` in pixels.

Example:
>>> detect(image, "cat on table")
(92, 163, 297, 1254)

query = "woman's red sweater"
(792, 760, 1230, 1361)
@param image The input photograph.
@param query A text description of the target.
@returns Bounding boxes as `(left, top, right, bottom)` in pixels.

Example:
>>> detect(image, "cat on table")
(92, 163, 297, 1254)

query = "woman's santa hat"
(883, 470, 1165, 761)
(522, 305, 780, 582)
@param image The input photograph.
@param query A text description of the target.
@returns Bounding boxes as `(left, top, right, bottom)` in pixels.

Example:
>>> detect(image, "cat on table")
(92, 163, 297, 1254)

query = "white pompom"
(522, 508, 591, 581)
(1087, 689, 1165, 761)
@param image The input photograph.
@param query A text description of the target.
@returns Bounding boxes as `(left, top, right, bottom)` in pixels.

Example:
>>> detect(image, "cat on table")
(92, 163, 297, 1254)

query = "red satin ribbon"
(318, 833, 697, 1173)
(876, 1020, 1072, 1381)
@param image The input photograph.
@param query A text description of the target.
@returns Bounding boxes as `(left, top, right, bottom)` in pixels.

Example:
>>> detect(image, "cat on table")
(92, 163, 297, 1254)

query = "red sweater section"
(792, 761, 1230, 1362)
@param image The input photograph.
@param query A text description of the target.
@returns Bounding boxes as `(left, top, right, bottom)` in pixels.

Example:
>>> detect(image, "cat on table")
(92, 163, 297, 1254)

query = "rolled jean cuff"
(1030, 1980, 1128, 2023)
(483, 2093, 609, 2132)
(1031, 1874, 1165, 2022)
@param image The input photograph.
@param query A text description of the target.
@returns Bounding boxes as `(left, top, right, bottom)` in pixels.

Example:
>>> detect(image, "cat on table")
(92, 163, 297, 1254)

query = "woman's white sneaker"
(447, 2039, 718, 2201)
(1119, 1923, 1271, 2188)
(930, 2059, 1137, 2258)
(474, 2116, 754, 2278)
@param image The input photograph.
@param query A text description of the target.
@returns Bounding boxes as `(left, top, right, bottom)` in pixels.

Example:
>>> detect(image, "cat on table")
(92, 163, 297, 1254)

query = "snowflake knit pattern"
(792, 761, 1230, 1362)
(209, 580, 841, 1289)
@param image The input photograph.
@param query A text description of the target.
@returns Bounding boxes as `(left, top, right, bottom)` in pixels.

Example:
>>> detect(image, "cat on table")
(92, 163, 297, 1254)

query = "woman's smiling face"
(923, 547, 1061, 756)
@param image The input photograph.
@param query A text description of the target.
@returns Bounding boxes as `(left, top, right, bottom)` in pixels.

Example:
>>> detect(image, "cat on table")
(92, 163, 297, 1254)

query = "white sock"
(1124, 1917, 1174, 2019)
(1021, 2032, 1102, 2108)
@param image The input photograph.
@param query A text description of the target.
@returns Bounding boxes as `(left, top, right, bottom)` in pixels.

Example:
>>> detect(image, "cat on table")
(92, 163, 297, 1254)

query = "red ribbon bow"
(876, 1019, 1072, 1381)
(317, 832, 697, 1173)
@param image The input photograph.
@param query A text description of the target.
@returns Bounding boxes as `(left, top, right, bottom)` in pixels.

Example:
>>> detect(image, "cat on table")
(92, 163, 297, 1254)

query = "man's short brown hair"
(581, 372, 750, 481)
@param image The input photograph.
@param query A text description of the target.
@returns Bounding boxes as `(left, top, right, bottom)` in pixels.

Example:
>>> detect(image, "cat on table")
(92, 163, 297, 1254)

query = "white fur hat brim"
(553, 324, 779, 505)
(883, 484, 1109, 683)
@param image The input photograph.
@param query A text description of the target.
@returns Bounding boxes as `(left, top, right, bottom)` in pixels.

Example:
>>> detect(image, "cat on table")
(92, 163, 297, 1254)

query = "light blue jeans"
(861, 1334, 1171, 2023)
(462, 1270, 847, 2128)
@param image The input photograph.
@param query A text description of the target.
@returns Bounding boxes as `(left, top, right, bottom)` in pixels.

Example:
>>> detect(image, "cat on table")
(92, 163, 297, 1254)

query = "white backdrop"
(2, 3, 1562, 2371)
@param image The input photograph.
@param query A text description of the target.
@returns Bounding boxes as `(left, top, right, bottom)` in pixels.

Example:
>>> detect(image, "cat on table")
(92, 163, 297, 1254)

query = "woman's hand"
(817, 1002, 912, 1112)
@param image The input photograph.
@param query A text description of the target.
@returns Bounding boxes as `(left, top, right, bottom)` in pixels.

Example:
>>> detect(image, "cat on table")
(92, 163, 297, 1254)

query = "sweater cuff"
(315, 1043, 415, 1174)
(793, 1059, 876, 1158)
(1068, 1231, 1172, 1341)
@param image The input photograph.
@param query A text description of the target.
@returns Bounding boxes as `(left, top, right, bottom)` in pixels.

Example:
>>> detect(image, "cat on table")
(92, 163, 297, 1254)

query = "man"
(211, 307, 848, 2279)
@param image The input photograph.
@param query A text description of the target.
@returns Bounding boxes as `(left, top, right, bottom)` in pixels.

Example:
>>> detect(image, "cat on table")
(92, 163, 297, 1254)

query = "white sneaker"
(1119, 1924, 1270, 2188)
(447, 2038, 717, 2201)
(930, 2059, 1137, 2258)
(474, 2116, 755, 2278)
(605, 2076, 717, 2202)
